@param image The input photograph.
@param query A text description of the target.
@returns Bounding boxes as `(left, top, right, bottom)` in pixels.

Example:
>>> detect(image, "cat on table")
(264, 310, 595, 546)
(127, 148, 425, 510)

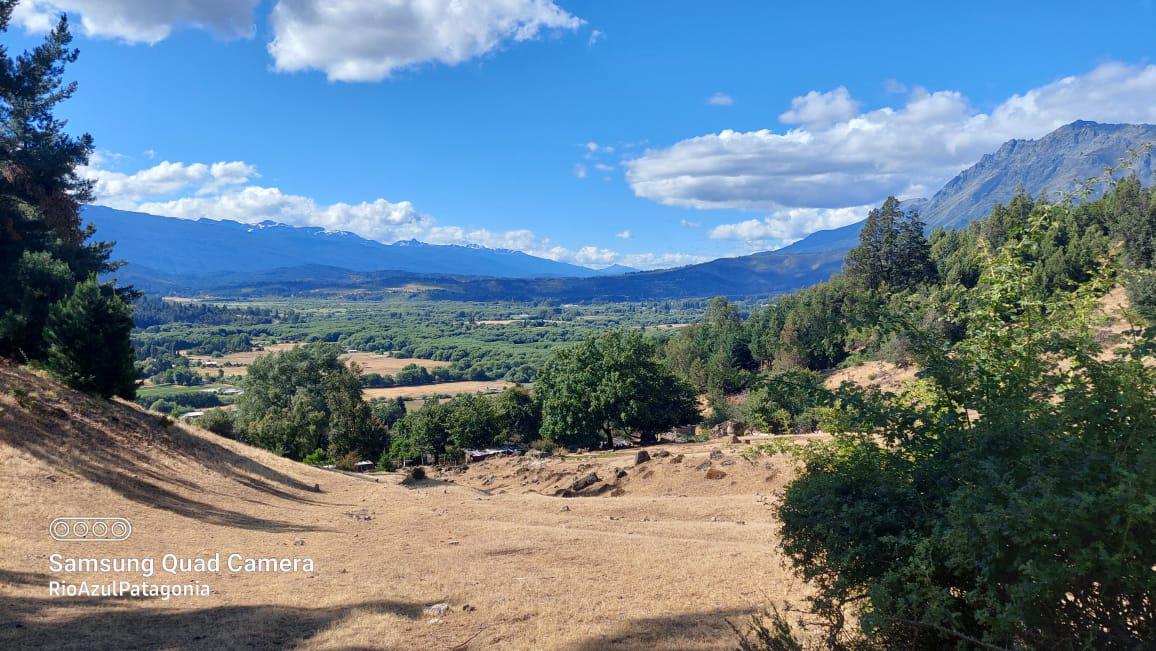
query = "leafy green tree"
(493, 385, 540, 444)
(387, 398, 450, 461)
(43, 277, 137, 398)
(236, 345, 376, 460)
(777, 208, 1156, 649)
(537, 330, 699, 448)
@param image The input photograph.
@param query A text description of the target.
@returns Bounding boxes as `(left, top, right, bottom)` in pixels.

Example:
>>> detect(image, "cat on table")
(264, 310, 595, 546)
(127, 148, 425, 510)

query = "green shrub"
(302, 448, 330, 467)
(198, 408, 235, 438)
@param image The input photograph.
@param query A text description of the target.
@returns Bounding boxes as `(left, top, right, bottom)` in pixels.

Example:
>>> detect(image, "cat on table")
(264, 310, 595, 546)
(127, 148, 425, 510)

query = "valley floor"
(0, 363, 812, 650)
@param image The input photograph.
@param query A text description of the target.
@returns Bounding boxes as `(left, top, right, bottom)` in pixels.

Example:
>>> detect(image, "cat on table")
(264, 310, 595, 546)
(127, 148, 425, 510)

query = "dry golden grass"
(363, 381, 514, 400)
(0, 362, 813, 650)
(185, 345, 449, 379)
(823, 360, 918, 393)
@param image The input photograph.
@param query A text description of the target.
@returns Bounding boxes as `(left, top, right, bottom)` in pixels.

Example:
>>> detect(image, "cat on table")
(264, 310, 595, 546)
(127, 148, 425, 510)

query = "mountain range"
(94, 120, 1156, 300)
(83, 206, 632, 279)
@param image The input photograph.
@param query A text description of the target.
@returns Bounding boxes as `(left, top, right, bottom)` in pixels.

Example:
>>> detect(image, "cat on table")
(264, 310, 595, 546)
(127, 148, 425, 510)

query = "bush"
(198, 408, 235, 438)
(334, 451, 361, 471)
(529, 438, 558, 455)
(302, 448, 330, 466)
(745, 369, 825, 434)
(777, 214, 1156, 649)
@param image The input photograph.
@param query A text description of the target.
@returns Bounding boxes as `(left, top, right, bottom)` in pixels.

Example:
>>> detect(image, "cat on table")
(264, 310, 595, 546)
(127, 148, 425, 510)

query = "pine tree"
(845, 196, 935, 291)
(44, 277, 137, 399)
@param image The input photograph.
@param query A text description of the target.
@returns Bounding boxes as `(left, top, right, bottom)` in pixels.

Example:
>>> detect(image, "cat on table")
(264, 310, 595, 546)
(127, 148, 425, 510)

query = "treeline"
(663, 182, 1156, 411)
(132, 296, 277, 329)
(205, 331, 699, 467)
(704, 181, 1155, 648)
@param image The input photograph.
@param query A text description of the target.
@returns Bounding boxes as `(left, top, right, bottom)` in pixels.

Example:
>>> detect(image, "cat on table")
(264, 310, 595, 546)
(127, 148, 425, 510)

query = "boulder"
(568, 472, 600, 492)
(633, 450, 651, 465)
(652, 450, 671, 459)
(705, 468, 728, 480)
(669, 454, 684, 464)
(709, 448, 724, 460)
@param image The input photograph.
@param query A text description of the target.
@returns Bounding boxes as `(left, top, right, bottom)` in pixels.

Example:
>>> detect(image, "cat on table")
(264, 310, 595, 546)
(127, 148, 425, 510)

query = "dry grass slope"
(0, 362, 813, 650)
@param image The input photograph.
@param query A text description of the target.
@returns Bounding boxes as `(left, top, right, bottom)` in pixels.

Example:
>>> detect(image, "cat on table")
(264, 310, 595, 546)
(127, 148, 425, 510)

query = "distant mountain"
(781, 121, 1156, 253)
(591, 264, 640, 276)
(922, 120, 1156, 230)
(83, 206, 600, 279)
(122, 249, 846, 301)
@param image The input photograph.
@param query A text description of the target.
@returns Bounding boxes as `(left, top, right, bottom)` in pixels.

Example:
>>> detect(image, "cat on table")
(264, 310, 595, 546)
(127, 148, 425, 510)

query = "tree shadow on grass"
(0, 365, 332, 533)
(566, 607, 752, 651)
(0, 593, 425, 650)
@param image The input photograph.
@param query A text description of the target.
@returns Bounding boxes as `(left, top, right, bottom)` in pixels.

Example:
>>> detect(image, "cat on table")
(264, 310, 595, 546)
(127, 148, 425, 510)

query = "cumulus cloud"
(709, 205, 871, 246)
(778, 86, 859, 126)
(84, 157, 692, 269)
(626, 61, 1156, 242)
(587, 29, 604, 47)
(12, 0, 258, 43)
(267, 0, 583, 82)
(707, 92, 734, 106)
(573, 163, 588, 179)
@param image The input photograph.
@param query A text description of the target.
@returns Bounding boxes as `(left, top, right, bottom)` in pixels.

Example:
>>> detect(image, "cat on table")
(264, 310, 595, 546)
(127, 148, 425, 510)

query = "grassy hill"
(0, 361, 814, 650)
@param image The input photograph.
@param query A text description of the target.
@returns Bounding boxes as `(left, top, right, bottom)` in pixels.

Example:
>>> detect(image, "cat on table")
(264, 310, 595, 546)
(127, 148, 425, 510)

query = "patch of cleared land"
(363, 380, 514, 400)
(0, 363, 815, 649)
(186, 345, 449, 378)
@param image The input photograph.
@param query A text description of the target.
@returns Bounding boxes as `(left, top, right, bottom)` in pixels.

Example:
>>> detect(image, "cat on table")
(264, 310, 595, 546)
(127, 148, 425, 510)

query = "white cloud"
(587, 29, 604, 47)
(709, 205, 871, 245)
(573, 163, 588, 179)
(679, 219, 701, 228)
(267, 0, 583, 82)
(707, 92, 734, 106)
(626, 61, 1156, 221)
(84, 156, 693, 270)
(615, 230, 631, 239)
(778, 86, 859, 126)
(13, 0, 258, 44)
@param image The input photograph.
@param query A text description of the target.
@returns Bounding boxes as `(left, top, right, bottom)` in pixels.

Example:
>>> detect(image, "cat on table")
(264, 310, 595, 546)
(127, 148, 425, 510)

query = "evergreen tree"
(845, 196, 935, 291)
(0, 2, 137, 394)
(43, 277, 137, 399)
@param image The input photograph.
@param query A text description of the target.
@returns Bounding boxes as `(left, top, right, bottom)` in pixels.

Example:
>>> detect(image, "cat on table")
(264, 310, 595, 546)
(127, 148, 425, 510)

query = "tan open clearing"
(363, 380, 514, 400)
(185, 345, 450, 378)
(0, 363, 814, 650)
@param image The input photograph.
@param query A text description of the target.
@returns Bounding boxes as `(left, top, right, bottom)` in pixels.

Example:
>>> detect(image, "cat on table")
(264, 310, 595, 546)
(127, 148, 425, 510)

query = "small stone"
(695, 461, 711, 471)
(610, 487, 626, 497)
(721, 459, 736, 466)
(652, 450, 671, 458)
(669, 454, 684, 464)
(633, 450, 651, 465)
(424, 603, 450, 617)
(614, 467, 627, 479)
(462, 604, 476, 612)
(447, 540, 460, 545)
(709, 448, 723, 460)
(293, 539, 305, 546)
(705, 468, 727, 480)
(559, 505, 571, 512)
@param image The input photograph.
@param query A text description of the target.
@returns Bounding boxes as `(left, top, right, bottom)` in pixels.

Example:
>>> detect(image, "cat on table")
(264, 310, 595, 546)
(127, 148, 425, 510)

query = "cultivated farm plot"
(363, 380, 513, 400)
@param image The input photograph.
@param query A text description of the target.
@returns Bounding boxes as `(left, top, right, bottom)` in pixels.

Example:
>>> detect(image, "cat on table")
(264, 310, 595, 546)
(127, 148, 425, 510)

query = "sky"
(7, 0, 1156, 269)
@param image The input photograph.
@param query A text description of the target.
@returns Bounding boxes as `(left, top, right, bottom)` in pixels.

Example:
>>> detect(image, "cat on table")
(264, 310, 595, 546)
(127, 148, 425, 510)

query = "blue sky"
(8, 0, 1156, 268)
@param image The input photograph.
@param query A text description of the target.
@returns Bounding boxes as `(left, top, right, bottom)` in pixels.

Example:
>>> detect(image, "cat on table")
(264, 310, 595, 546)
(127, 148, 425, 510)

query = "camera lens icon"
(50, 517, 132, 542)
